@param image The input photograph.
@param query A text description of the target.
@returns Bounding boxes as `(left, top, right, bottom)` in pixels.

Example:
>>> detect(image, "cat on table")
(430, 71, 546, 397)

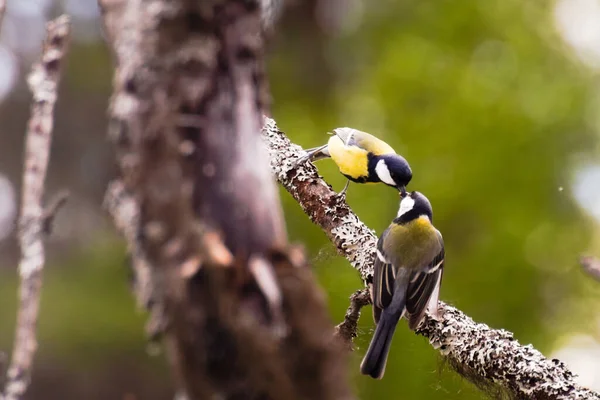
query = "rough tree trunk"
(99, 1, 352, 399)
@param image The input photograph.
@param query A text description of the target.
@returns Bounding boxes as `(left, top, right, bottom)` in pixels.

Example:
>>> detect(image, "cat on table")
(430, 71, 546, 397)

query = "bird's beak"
(399, 186, 407, 197)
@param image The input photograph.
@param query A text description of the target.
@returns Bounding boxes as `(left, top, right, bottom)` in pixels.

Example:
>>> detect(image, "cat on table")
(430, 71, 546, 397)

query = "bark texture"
(99, 1, 352, 399)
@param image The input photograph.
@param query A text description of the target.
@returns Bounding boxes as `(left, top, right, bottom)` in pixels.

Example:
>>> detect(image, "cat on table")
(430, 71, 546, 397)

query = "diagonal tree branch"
(1, 15, 71, 400)
(261, 116, 600, 400)
(262, 117, 377, 283)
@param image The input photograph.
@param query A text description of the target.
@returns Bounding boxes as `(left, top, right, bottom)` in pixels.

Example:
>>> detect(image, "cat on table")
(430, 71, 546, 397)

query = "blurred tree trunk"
(98, 0, 352, 399)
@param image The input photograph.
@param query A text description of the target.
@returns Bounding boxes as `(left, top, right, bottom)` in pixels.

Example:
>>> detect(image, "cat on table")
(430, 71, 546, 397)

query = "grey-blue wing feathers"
(363, 227, 444, 378)
(371, 240, 396, 317)
(370, 227, 444, 326)
(406, 256, 444, 329)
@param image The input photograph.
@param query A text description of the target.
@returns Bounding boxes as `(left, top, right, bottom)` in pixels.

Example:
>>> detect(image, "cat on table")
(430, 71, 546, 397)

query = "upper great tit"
(296, 128, 412, 196)
(360, 191, 445, 380)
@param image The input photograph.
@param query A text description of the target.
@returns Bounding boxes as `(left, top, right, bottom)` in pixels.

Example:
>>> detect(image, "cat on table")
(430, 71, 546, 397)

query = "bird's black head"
(395, 191, 433, 224)
(375, 154, 412, 192)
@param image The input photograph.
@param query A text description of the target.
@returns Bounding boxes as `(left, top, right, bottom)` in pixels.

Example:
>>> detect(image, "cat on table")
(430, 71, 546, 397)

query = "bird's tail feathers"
(361, 272, 411, 379)
(360, 277, 408, 381)
(360, 307, 402, 379)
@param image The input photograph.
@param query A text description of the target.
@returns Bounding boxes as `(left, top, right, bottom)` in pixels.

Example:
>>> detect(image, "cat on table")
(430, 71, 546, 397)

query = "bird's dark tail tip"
(359, 312, 399, 380)
(360, 361, 386, 380)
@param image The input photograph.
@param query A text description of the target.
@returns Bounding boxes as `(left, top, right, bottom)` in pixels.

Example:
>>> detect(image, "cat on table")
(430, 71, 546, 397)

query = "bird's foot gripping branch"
(261, 116, 600, 400)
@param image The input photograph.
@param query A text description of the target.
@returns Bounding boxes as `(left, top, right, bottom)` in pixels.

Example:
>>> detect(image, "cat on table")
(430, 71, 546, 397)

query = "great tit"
(360, 191, 445, 379)
(296, 128, 412, 196)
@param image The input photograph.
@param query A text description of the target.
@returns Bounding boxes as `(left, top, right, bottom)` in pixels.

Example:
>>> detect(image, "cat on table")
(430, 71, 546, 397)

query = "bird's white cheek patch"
(375, 159, 396, 186)
(397, 196, 415, 217)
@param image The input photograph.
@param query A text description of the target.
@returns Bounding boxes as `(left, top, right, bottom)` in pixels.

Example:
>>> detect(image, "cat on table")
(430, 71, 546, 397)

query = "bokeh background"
(1, 0, 600, 399)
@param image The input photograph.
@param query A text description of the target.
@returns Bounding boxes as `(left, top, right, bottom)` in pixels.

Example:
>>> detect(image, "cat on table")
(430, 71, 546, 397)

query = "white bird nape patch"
(375, 159, 396, 186)
(397, 196, 415, 217)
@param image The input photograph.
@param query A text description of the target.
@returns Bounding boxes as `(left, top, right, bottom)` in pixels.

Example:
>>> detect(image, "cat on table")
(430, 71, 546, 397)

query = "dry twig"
(1, 15, 71, 400)
(262, 116, 600, 400)
(41, 190, 69, 235)
(334, 289, 371, 350)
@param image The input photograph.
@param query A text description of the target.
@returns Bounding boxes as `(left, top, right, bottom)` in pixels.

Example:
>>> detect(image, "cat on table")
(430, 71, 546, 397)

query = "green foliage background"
(1, 1, 600, 399)
(272, 1, 600, 398)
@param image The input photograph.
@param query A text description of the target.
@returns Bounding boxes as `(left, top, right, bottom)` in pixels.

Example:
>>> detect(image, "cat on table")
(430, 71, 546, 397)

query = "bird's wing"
(371, 229, 397, 312)
(406, 230, 445, 330)
(350, 129, 396, 156)
(373, 224, 444, 328)
(334, 128, 396, 156)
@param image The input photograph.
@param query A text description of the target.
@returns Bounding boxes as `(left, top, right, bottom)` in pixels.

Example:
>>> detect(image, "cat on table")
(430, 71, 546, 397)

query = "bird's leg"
(336, 179, 350, 199)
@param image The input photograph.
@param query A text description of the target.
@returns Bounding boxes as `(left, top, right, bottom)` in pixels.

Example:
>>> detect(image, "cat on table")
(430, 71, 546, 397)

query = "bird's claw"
(335, 180, 350, 200)
(335, 191, 347, 201)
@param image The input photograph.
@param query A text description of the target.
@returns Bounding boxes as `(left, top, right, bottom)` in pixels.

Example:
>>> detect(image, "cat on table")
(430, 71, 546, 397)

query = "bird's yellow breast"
(386, 216, 439, 269)
(327, 135, 369, 180)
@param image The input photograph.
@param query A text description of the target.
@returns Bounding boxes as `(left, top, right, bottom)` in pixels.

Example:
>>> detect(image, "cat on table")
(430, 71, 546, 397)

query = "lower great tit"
(360, 191, 445, 379)
(296, 128, 412, 196)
